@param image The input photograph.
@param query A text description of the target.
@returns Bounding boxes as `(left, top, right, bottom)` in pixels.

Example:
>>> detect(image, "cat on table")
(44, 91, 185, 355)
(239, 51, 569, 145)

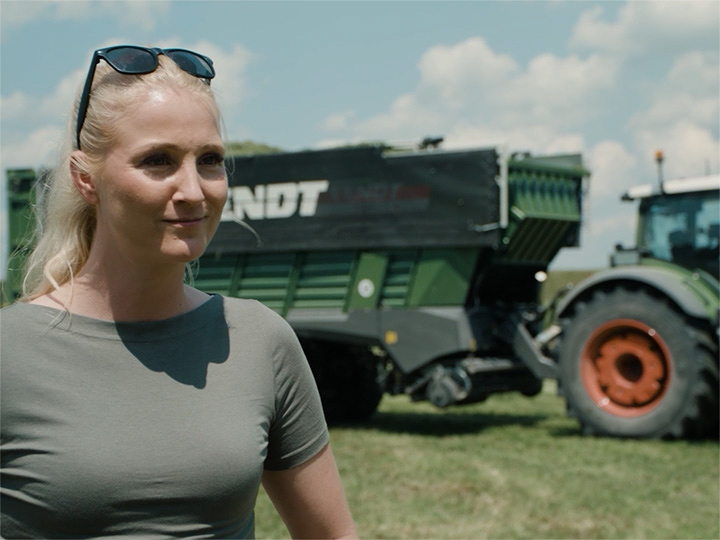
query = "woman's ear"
(70, 151, 98, 204)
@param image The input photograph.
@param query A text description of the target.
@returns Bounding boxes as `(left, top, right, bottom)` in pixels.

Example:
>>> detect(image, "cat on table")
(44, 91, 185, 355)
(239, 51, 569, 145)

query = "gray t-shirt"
(0, 295, 329, 538)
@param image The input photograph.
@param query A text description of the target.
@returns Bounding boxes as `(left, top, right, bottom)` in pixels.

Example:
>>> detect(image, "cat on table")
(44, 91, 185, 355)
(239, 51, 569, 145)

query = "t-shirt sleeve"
(263, 313, 329, 471)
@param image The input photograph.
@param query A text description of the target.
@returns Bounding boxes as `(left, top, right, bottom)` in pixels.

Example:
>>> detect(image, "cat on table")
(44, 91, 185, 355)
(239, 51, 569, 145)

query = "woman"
(0, 45, 357, 539)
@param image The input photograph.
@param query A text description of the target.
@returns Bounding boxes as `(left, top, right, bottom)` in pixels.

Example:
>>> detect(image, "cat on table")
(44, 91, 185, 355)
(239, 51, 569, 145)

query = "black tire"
(301, 339, 384, 425)
(558, 286, 719, 439)
(520, 374, 543, 397)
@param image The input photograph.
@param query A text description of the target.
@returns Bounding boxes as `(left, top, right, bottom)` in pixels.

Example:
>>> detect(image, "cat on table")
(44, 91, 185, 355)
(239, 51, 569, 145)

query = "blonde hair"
(21, 54, 222, 301)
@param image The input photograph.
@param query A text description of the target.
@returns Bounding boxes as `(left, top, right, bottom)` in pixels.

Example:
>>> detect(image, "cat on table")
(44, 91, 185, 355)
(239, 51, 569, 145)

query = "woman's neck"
(31, 255, 208, 322)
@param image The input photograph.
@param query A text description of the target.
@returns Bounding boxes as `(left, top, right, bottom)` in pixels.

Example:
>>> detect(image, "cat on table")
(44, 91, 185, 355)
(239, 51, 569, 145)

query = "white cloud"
(417, 37, 518, 109)
(325, 8, 717, 191)
(570, 1, 719, 57)
(632, 94, 719, 133)
(629, 51, 720, 133)
(320, 3, 717, 165)
(499, 53, 618, 125)
(552, 203, 636, 269)
(442, 124, 585, 156)
(635, 121, 720, 179)
(0, 1, 49, 26)
(39, 67, 86, 120)
(666, 51, 720, 95)
(322, 110, 356, 131)
(353, 93, 444, 141)
(0, 0, 170, 31)
(323, 36, 614, 152)
(412, 37, 618, 125)
(111, 1, 171, 31)
(0, 125, 65, 170)
(0, 66, 84, 128)
(570, 6, 631, 55)
(187, 41, 254, 114)
(53, 1, 107, 21)
(345, 37, 515, 140)
(555, 139, 638, 268)
(586, 140, 638, 198)
(580, 140, 647, 257)
(0, 92, 32, 120)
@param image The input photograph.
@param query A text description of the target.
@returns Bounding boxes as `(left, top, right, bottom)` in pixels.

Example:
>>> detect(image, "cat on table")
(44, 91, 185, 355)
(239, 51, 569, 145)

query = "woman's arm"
(261, 443, 358, 539)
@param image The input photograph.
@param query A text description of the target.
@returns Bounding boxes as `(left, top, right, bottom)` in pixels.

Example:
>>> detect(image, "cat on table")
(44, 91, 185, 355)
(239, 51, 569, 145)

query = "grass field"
(255, 382, 719, 539)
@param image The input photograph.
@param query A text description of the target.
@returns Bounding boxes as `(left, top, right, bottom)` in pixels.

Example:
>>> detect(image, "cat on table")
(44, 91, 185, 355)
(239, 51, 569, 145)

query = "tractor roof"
(622, 174, 720, 201)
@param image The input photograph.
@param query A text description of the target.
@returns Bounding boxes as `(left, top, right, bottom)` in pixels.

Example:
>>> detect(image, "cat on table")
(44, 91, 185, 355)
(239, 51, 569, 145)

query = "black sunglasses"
(75, 45, 216, 150)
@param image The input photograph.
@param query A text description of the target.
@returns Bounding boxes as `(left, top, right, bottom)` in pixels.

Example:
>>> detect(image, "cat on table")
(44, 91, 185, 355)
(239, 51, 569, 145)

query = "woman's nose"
(173, 162, 204, 203)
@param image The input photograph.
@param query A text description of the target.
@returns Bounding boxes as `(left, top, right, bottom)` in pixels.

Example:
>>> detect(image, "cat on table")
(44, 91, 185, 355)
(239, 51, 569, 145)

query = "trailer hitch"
(512, 321, 559, 380)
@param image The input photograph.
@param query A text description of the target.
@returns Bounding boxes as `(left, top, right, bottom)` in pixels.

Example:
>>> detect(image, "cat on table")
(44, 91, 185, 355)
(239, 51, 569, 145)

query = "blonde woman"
(0, 45, 356, 539)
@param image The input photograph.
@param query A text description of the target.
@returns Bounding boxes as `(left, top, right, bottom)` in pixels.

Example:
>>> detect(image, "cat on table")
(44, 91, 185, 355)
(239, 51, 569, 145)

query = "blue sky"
(1, 0, 718, 277)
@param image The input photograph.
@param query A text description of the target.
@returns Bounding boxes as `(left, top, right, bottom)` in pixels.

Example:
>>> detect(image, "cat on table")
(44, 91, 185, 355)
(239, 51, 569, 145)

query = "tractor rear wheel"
(559, 286, 718, 439)
(301, 339, 384, 425)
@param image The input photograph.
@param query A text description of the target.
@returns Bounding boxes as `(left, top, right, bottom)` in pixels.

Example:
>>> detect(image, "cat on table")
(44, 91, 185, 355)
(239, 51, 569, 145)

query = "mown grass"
(255, 382, 719, 539)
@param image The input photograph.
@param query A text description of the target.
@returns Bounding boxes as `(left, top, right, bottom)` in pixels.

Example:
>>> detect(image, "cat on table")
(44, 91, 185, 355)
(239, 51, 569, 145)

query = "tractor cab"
(618, 174, 720, 279)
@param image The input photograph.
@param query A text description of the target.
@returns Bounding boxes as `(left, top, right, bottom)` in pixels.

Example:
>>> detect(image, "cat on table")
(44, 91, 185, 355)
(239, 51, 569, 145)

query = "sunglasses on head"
(75, 45, 216, 150)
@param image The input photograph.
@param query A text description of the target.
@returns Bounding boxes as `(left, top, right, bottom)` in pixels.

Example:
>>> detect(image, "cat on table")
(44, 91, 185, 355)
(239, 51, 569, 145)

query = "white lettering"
(297, 180, 330, 216)
(233, 185, 264, 220)
(221, 180, 329, 221)
(266, 183, 299, 218)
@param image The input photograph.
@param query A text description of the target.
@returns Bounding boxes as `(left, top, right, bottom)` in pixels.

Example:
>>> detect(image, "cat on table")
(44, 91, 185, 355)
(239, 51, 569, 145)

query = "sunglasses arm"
(75, 52, 101, 150)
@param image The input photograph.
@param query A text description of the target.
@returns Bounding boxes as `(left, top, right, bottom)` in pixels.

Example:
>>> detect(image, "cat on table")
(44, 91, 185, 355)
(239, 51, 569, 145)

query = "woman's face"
(90, 87, 227, 268)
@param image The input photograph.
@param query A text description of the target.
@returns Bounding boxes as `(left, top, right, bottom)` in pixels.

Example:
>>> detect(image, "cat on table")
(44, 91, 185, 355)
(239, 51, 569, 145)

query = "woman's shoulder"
(219, 296, 289, 331)
(0, 301, 58, 339)
(218, 297, 302, 363)
(1, 301, 45, 323)
(1, 302, 22, 327)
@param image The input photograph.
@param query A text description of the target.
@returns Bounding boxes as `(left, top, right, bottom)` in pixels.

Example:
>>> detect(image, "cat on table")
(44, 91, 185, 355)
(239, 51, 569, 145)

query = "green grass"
(255, 382, 720, 539)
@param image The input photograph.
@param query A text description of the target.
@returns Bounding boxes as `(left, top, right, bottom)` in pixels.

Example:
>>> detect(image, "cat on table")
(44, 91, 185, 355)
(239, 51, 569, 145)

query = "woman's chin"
(161, 239, 209, 263)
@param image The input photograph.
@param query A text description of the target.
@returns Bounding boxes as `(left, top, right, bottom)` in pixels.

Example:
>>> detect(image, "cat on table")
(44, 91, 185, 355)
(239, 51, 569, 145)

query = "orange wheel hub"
(580, 318, 671, 417)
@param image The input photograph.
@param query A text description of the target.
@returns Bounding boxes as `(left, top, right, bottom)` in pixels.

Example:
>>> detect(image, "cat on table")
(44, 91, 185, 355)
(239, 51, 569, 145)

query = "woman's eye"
(140, 154, 172, 167)
(199, 152, 225, 166)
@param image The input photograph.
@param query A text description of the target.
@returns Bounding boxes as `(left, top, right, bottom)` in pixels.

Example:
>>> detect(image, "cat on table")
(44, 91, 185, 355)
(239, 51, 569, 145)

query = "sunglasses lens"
(166, 50, 215, 79)
(104, 47, 157, 73)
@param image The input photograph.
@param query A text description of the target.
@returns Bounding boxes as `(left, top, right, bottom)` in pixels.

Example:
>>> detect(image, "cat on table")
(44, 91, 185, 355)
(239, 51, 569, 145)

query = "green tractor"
(552, 168, 719, 438)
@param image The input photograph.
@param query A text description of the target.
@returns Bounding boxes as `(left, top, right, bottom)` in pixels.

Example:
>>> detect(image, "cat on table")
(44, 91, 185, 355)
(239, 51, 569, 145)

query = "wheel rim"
(580, 318, 672, 417)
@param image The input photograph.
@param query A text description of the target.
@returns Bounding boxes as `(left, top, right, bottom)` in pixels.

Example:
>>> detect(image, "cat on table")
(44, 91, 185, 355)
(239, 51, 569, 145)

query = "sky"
(1, 0, 719, 277)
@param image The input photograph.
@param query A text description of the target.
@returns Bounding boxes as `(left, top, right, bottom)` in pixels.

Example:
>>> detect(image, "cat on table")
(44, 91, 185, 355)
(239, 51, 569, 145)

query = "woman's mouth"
(163, 216, 205, 227)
